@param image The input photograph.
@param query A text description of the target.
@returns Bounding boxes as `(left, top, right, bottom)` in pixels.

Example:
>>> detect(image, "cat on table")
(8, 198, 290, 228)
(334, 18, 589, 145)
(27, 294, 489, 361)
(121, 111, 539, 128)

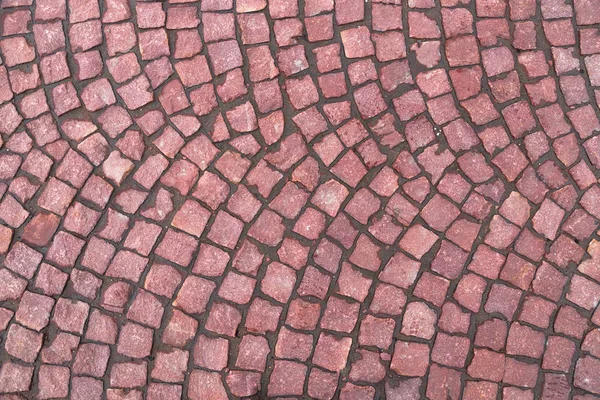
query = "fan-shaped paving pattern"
(1, 0, 600, 398)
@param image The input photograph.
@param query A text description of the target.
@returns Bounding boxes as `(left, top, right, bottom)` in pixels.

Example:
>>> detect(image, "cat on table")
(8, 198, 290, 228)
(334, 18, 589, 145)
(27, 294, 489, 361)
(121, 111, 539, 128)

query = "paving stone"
(391, 341, 430, 377)
(1, 2, 599, 397)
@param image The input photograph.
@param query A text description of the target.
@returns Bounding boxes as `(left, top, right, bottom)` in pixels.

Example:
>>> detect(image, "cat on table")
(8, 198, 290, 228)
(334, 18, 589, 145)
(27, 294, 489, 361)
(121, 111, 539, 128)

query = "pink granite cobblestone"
(0, 0, 600, 398)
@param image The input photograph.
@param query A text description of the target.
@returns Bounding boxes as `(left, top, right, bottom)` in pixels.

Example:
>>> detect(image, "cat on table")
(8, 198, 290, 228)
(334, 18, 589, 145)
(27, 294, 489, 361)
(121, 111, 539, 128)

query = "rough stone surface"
(0, 0, 599, 397)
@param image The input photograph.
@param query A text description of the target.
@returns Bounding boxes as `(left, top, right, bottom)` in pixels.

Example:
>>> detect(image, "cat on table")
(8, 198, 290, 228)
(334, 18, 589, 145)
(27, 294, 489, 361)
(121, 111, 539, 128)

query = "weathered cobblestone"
(0, 0, 600, 398)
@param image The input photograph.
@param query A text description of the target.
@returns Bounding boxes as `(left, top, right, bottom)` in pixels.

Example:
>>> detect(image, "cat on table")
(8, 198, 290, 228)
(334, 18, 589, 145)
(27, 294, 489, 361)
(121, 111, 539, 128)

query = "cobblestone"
(0, 0, 599, 398)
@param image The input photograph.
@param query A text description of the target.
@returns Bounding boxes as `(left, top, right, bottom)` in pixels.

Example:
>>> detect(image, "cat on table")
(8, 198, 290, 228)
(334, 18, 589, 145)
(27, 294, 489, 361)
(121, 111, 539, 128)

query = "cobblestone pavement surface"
(1, 0, 600, 399)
